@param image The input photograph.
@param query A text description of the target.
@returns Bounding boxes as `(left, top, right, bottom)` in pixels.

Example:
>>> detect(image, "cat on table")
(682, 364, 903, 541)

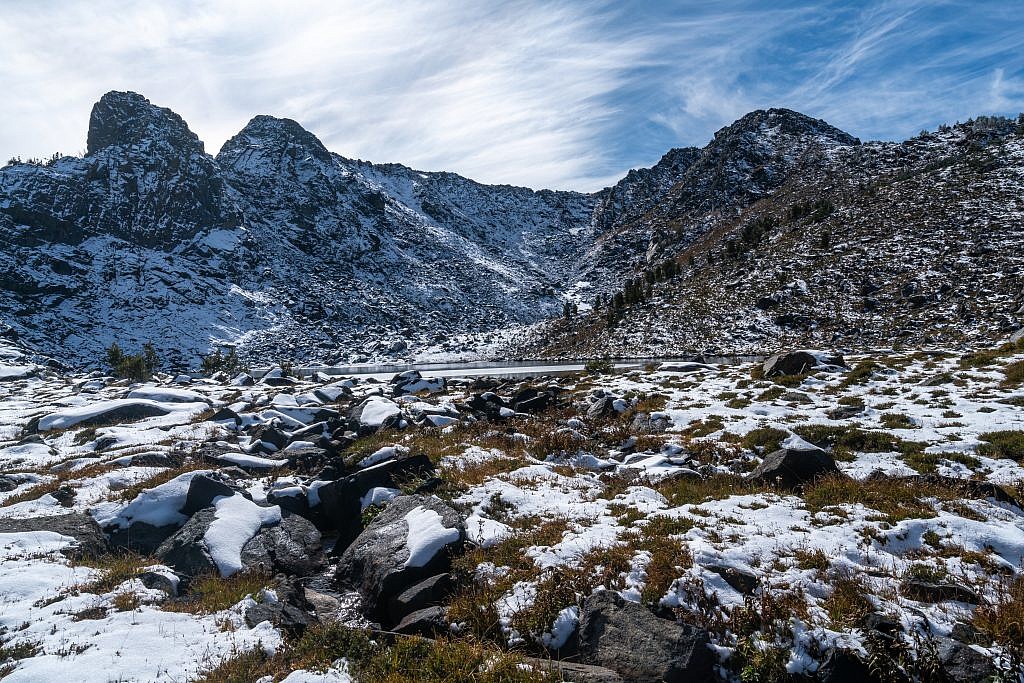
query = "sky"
(1, 0, 1022, 191)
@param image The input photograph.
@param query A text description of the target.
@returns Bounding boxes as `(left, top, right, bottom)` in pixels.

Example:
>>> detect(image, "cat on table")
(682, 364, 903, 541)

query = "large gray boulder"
(314, 453, 435, 549)
(239, 512, 324, 577)
(334, 494, 465, 625)
(748, 447, 839, 490)
(154, 508, 219, 577)
(0, 513, 108, 557)
(762, 351, 845, 377)
(577, 591, 714, 682)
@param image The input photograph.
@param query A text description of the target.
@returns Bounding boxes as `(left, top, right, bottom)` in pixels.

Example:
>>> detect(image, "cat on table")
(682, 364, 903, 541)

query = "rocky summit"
(1, 90, 1023, 683)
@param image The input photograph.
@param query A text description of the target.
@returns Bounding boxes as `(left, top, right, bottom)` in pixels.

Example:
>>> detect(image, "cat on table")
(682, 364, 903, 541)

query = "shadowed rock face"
(87, 91, 203, 156)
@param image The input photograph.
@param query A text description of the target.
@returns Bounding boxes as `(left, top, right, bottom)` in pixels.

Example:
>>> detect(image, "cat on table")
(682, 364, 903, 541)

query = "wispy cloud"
(1, 0, 1022, 191)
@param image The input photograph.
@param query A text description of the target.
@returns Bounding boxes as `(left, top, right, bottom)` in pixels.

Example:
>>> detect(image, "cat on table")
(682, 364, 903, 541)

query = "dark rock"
(755, 296, 779, 310)
(577, 590, 714, 682)
(0, 513, 108, 557)
(107, 520, 180, 555)
(949, 621, 982, 644)
(0, 474, 21, 492)
(250, 424, 289, 451)
(267, 486, 311, 518)
(43, 401, 173, 431)
(240, 511, 325, 577)
(861, 612, 901, 636)
(587, 396, 617, 419)
(154, 508, 218, 577)
(706, 565, 759, 594)
(816, 647, 896, 683)
(827, 404, 863, 420)
(244, 577, 317, 634)
(334, 495, 465, 625)
(514, 393, 552, 414)
(388, 572, 452, 624)
(392, 605, 450, 637)
(523, 660, 624, 683)
(209, 407, 241, 424)
(937, 637, 996, 682)
(180, 474, 236, 516)
(139, 569, 179, 597)
(51, 484, 77, 507)
(315, 453, 435, 548)
(763, 351, 844, 377)
(902, 579, 983, 604)
(748, 447, 839, 490)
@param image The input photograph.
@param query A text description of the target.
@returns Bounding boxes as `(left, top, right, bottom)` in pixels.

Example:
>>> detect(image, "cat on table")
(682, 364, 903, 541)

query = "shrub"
(201, 347, 245, 375)
(1003, 360, 1024, 387)
(584, 358, 614, 375)
(741, 427, 788, 454)
(106, 342, 159, 380)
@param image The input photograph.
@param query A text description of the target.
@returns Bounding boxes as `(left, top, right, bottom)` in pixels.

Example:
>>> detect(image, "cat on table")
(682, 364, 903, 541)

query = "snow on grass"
(0, 531, 280, 682)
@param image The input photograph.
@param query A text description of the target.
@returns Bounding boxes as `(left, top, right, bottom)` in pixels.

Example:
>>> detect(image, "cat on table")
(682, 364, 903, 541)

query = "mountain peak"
(86, 91, 203, 155)
(718, 108, 859, 146)
(218, 114, 333, 164)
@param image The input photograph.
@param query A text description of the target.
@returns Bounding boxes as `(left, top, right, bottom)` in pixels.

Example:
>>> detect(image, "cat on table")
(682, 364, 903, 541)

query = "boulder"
(763, 351, 845, 378)
(334, 494, 465, 625)
(315, 453, 435, 548)
(154, 508, 219, 577)
(762, 351, 818, 377)
(388, 572, 453, 624)
(180, 474, 236, 516)
(937, 637, 997, 682)
(349, 396, 402, 436)
(239, 512, 325, 577)
(816, 647, 899, 683)
(902, 579, 983, 604)
(138, 567, 180, 597)
(392, 605, 449, 637)
(244, 578, 317, 634)
(705, 565, 758, 594)
(748, 447, 839, 490)
(587, 396, 616, 419)
(577, 591, 714, 682)
(0, 513, 108, 557)
(107, 519, 180, 555)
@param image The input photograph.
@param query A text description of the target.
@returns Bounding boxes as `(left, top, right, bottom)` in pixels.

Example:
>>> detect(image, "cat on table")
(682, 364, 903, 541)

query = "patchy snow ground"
(0, 346, 1022, 680)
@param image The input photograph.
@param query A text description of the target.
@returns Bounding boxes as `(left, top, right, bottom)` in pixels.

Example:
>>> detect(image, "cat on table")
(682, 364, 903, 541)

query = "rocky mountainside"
(0, 92, 605, 368)
(519, 113, 1024, 358)
(2, 92, 1022, 369)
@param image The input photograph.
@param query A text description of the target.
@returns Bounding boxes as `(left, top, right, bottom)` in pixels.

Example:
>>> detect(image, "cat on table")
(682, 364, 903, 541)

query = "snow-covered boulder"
(37, 399, 176, 431)
(334, 494, 465, 625)
(349, 396, 402, 435)
(155, 493, 282, 577)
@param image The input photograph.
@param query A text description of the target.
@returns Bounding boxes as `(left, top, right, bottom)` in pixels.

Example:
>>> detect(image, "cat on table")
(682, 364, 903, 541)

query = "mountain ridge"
(2, 91, 1020, 369)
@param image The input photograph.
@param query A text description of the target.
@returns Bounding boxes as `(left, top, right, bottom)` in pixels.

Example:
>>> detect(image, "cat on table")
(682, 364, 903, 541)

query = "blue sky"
(1, 0, 1022, 191)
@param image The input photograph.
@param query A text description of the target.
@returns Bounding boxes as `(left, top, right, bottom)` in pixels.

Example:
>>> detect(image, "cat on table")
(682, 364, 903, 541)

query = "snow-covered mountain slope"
(0, 92, 610, 368)
(519, 115, 1024, 358)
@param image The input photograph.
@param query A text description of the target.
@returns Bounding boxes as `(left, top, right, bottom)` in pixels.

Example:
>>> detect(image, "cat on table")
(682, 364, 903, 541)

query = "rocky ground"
(1, 341, 1023, 682)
